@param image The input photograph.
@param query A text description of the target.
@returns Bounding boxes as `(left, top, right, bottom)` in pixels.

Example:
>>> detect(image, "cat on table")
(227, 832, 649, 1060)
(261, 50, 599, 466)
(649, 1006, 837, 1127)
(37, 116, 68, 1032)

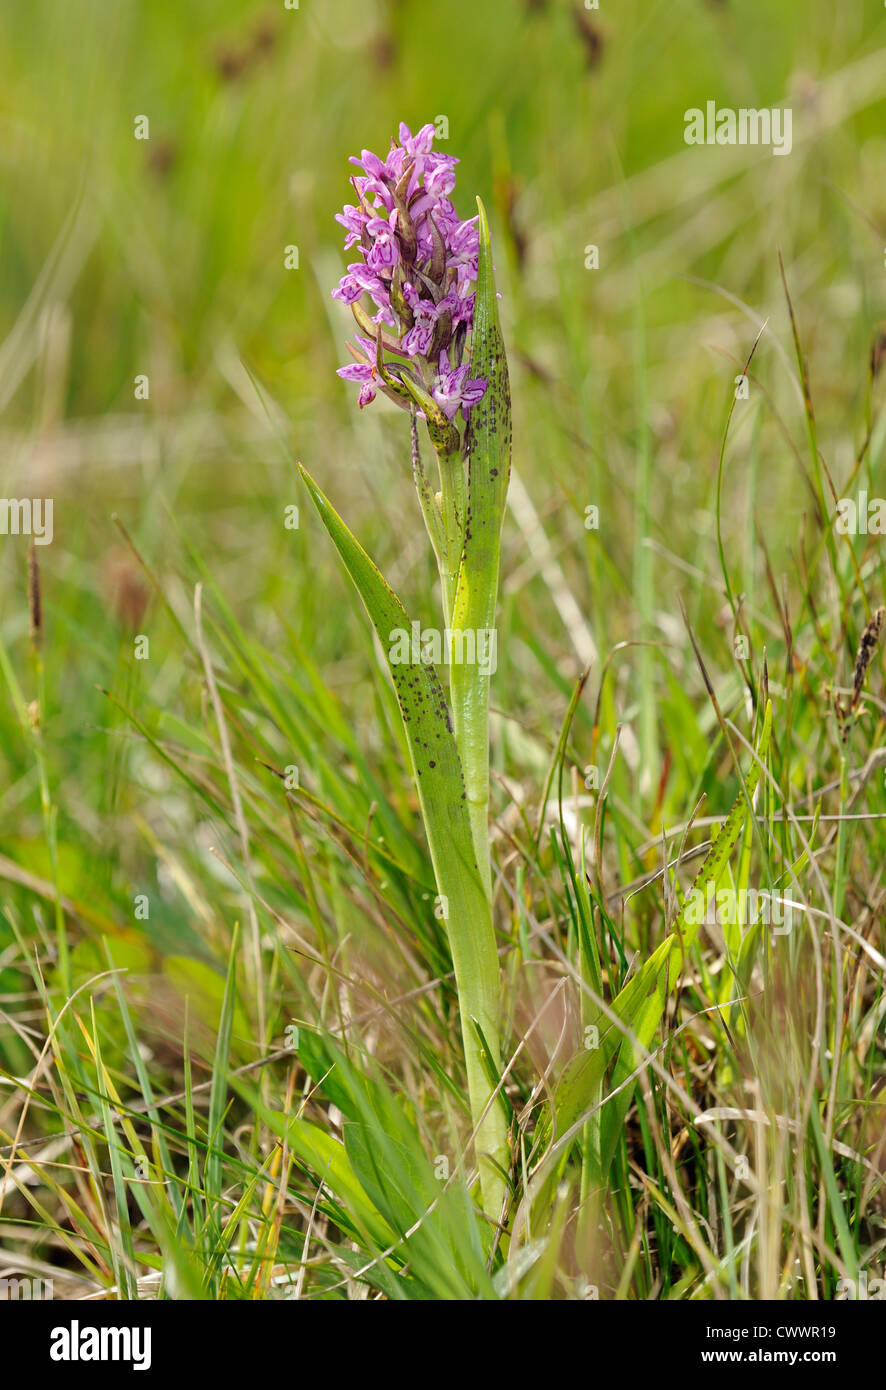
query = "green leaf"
(297, 467, 489, 949)
(163, 954, 251, 1045)
(279, 1031, 496, 1298)
(281, 1115, 395, 1249)
(299, 466, 505, 1212)
(457, 196, 512, 592)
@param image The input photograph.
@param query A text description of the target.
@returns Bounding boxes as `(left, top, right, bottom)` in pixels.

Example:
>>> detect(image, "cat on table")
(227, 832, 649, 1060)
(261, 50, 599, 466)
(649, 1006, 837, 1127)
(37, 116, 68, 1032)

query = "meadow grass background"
(1, 0, 885, 1300)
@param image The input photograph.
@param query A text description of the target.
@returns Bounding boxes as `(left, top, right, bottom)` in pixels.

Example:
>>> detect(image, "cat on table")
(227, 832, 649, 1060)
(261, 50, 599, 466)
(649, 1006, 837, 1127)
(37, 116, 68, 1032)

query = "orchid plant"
(299, 122, 512, 1221)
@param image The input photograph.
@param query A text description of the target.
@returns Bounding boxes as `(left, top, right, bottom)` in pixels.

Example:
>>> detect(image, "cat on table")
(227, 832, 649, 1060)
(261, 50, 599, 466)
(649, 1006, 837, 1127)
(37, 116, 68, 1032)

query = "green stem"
(436, 853, 506, 1219)
(410, 409, 446, 580)
(437, 448, 466, 628)
(449, 605, 495, 905)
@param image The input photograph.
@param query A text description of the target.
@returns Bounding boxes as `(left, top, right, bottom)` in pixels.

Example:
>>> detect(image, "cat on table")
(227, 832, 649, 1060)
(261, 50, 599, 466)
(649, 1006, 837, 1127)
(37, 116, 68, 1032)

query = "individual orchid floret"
(432, 355, 488, 421)
(336, 362, 377, 410)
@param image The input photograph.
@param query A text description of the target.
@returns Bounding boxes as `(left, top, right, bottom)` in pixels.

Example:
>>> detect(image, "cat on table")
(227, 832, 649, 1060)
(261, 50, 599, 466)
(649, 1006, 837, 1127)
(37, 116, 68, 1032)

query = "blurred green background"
(1, 0, 885, 946)
(1, 0, 885, 949)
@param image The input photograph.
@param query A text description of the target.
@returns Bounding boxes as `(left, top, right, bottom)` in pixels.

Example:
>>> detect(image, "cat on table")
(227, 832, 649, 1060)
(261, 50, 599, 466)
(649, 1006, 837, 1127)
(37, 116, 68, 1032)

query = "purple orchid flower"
(331, 122, 490, 427)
